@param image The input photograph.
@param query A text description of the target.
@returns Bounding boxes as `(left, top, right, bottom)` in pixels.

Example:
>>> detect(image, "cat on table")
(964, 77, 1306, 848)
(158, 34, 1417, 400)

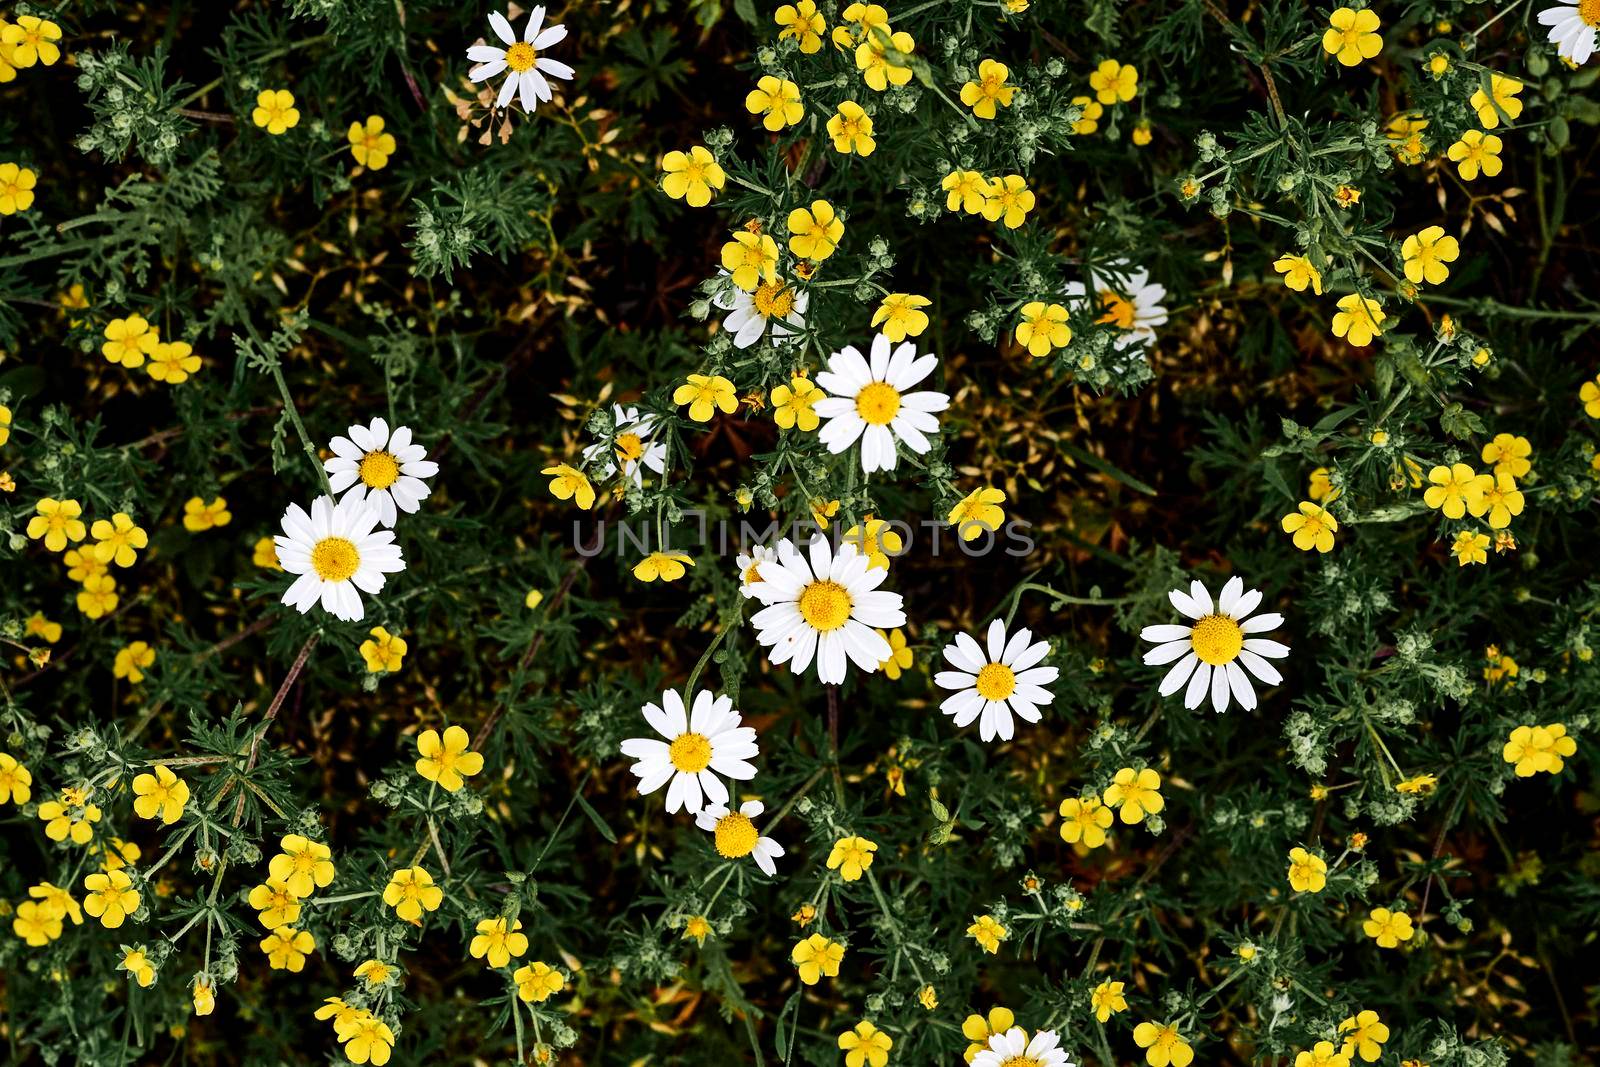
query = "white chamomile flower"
(713, 272, 808, 349)
(618, 689, 759, 815)
(812, 333, 950, 474)
(971, 1028, 1075, 1067)
(323, 417, 439, 529)
(1538, 0, 1598, 65)
(695, 800, 785, 876)
(466, 7, 575, 113)
(1140, 576, 1290, 714)
(750, 537, 906, 685)
(735, 544, 776, 600)
(581, 404, 667, 487)
(934, 619, 1059, 742)
(1064, 260, 1169, 352)
(274, 495, 405, 623)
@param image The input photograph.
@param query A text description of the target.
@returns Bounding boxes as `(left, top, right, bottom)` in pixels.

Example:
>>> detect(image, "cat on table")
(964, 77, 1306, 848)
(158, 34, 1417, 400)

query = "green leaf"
(574, 790, 617, 844)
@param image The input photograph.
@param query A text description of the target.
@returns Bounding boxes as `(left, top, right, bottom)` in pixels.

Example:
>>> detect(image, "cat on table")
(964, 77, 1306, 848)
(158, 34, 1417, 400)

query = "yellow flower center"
(798, 580, 853, 632)
(1096, 291, 1136, 329)
(1583, 0, 1600, 25)
(358, 450, 400, 489)
(1000, 1057, 1043, 1067)
(714, 812, 760, 857)
(753, 282, 796, 319)
(840, 116, 863, 137)
(683, 159, 707, 182)
(743, 563, 763, 585)
(668, 732, 713, 773)
(615, 432, 644, 463)
(855, 381, 901, 425)
(1190, 615, 1244, 666)
(975, 662, 1017, 701)
(310, 536, 361, 582)
(505, 42, 537, 72)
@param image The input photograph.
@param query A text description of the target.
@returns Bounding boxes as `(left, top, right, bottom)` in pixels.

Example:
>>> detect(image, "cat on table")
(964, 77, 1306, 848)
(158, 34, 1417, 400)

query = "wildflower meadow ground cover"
(1, 1, 1598, 1065)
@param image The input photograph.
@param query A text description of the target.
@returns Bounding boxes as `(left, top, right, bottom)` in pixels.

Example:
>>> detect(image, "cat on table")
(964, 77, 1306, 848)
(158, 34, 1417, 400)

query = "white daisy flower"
(934, 619, 1059, 742)
(1064, 260, 1169, 352)
(713, 273, 808, 349)
(1538, 0, 1599, 65)
(466, 7, 575, 113)
(695, 799, 785, 876)
(971, 1028, 1075, 1067)
(618, 689, 759, 815)
(323, 417, 439, 529)
(750, 536, 905, 685)
(274, 495, 405, 623)
(812, 333, 950, 475)
(1140, 576, 1290, 714)
(581, 404, 667, 487)
(735, 544, 776, 600)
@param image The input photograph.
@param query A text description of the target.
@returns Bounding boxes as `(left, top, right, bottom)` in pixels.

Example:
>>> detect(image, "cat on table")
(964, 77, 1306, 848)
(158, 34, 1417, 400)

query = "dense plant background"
(1, 1, 1597, 1065)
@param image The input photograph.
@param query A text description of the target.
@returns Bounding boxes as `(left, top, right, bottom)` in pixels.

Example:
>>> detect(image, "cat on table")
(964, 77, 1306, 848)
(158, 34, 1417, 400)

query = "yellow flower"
(961, 59, 1017, 119)
(633, 550, 694, 582)
(0, 402, 9, 445)
(1071, 95, 1105, 135)
(1428, 51, 1451, 77)
(775, 1, 826, 53)
(1132, 118, 1153, 145)
(982, 174, 1034, 229)
(416, 724, 484, 792)
(1014, 301, 1071, 357)
(1470, 74, 1523, 129)
(1451, 530, 1490, 566)
(1089, 58, 1138, 103)
(1092, 979, 1129, 1022)
(131, 764, 190, 826)
(1480, 473, 1524, 530)
(1402, 225, 1460, 286)
(967, 914, 1007, 953)
(788, 199, 845, 260)
(1582, 374, 1600, 417)
(1297, 1041, 1352, 1067)
(382, 866, 444, 924)
(1103, 767, 1164, 823)
(113, 640, 156, 683)
(682, 914, 713, 945)
(252, 89, 300, 135)
(660, 146, 725, 207)
(947, 487, 1007, 540)
(1134, 1022, 1195, 1067)
(838, 1020, 894, 1067)
(1361, 907, 1416, 948)
(745, 75, 804, 130)
(26, 497, 86, 551)
(338, 1010, 396, 1066)
(811, 498, 841, 526)
(0, 752, 33, 804)
(1447, 130, 1503, 180)
(962, 1008, 1016, 1063)
(12, 901, 62, 946)
(1331, 294, 1386, 347)
(828, 100, 877, 155)
(832, 2, 889, 50)
(2, 16, 62, 67)
(261, 925, 317, 971)
(721, 231, 780, 290)
(1396, 772, 1438, 794)
(1339, 1010, 1391, 1063)
(792, 932, 845, 984)
(513, 961, 566, 1002)
(58, 282, 90, 323)
(348, 115, 397, 169)
(1335, 183, 1362, 207)
(82, 869, 140, 928)
(77, 574, 119, 618)
(355, 959, 394, 987)
(101, 836, 141, 872)
(66, 545, 108, 583)
(254, 536, 282, 570)
(771, 375, 822, 431)
(1502, 723, 1578, 776)
(1309, 467, 1338, 503)
(877, 627, 913, 679)
(1059, 793, 1114, 849)
(872, 293, 929, 340)
(842, 516, 902, 569)
(1423, 463, 1491, 519)
(192, 981, 216, 1016)
(25, 613, 61, 644)
(1384, 112, 1429, 165)
(121, 946, 156, 987)
(91, 512, 148, 567)
(525, 588, 545, 609)
(270, 834, 336, 897)
(1322, 8, 1383, 66)
(470, 916, 529, 968)
(0, 161, 37, 215)
(360, 627, 408, 673)
(542, 463, 596, 509)
(148, 339, 201, 383)
(1287, 846, 1327, 892)
(1281, 501, 1339, 553)
(247, 878, 303, 929)
(827, 835, 878, 880)
(182, 496, 231, 532)
(1481, 433, 1531, 479)
(918, 985, 938, 1009)
(1273, 253, 1324, 295)
(674, 373, 739, 422)
(941, 169, 988, 214)
(856, 30, 915, 91)
(38, 787, 101, 844)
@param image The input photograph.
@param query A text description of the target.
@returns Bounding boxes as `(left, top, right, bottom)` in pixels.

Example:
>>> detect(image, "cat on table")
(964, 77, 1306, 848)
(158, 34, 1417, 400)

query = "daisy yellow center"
(359, 450, 400, 489)
(311, 536, 361, 583)
(1582, 0, 1600, 25)
(753, 282, 796, 319)
(668, 732, 713, 773)
(714, 813, 759, 858)
(975, 662, 1017, 701)
(743, 563, 763, 585)
(798, 580, 853, 632)
(615, 432, 644, 463)
(1190, 614, 1244, 666)
(1096, 291, 1136, 329)
(505, 42, 537, 72)
(1000, 1057, 1043, 1067)
(855, 381, 901, 425)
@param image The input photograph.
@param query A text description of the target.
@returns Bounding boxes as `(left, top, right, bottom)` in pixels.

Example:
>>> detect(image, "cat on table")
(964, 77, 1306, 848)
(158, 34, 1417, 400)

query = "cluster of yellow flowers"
(101, 313, 203, 384)
(0, 13, 61, 82)
(24, 497, 148, 619)
(248, 89, 397, 172)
